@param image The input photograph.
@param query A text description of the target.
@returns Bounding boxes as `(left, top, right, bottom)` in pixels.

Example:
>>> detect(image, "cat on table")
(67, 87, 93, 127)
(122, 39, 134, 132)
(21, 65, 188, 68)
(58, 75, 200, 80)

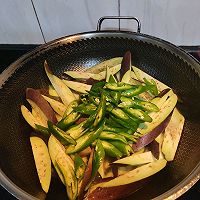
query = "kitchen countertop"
(0, 44, 199, 200)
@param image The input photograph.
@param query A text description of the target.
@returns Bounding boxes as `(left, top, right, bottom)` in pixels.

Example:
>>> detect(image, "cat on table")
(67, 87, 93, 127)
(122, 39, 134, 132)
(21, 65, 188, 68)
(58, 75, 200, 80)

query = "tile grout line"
(30, 0, 46, 44)
(118, 0, 121, 30)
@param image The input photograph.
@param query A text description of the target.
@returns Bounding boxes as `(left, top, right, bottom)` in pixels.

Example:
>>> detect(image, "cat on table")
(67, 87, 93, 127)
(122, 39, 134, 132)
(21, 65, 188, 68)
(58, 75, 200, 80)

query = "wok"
(0, 16, 199, 200)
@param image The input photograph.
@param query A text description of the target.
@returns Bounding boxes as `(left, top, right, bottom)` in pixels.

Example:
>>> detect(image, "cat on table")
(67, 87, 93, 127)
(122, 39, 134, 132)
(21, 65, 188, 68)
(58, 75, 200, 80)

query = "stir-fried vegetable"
(21, 51, 185, 200)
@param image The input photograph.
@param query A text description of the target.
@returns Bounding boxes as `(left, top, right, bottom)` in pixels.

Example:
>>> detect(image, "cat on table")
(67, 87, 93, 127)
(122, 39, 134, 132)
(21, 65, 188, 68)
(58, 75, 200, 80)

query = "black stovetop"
(0, 44, 199, 200)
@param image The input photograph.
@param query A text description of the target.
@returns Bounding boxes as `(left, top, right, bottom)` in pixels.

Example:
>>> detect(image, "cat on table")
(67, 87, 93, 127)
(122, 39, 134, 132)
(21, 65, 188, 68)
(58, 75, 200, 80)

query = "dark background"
(0, 44, 199, 199)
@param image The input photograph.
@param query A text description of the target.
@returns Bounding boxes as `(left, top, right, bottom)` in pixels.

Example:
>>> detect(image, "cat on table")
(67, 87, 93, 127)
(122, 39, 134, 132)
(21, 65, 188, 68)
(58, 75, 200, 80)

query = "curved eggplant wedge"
(26, 88, 57, 124)
(30, 137, 51, 193)
(92, 159, 167, 188)
(137, 91, 177, 136)
(133, 114, 171, 151)
(86, 57, 122, 74)
(113, 151, 155, 166)
(44, 61, 76, 106)
(85, 178, 149, 200)
(162, 108, 185, 161)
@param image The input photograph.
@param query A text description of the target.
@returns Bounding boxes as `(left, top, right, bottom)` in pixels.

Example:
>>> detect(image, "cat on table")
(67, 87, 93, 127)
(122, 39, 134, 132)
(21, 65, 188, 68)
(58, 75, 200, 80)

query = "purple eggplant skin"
(132, 114, 172, 152)
(156, 88, 171, 98)
(85, 177, 150, 200)
(147, 140, 160, 159)
(79, 149, 94, 200)
(26, 88, 57, 124)
(120, 51, 132, 81)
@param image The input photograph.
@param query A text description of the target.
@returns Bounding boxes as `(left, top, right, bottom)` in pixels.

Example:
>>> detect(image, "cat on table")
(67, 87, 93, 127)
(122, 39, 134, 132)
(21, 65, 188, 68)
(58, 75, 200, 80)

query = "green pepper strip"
(109, 141, 133, 156)
(121, 85, 148, 97)
(91, 139, 105, 180)
(66, 120, 105, 154)
(74, 103, 97, 115)
(74, 154, 86, 180)
(35, 124, 50, 137)
(101, 140, 123, 158)
(66, 121, 87, 140)
(123, 108, 152, 122)
(103, 124, 133, 134)
(104, 82, 133, 91)
(63, 100, 79, 118)
(99, 131, 127, 144)
(83, 112, 97, 129)
(93, 92, 106, 127)
(143, 78, 158, 96)
(119, 96, 159, 112)
(117, 132, 137, 142)
(57, 111, 81, 131)
(48, 121, 76, 145)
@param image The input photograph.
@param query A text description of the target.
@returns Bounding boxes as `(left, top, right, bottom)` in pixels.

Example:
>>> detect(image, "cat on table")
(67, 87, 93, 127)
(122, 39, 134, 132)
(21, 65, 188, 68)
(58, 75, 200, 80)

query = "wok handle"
(97, 16, 141, 33)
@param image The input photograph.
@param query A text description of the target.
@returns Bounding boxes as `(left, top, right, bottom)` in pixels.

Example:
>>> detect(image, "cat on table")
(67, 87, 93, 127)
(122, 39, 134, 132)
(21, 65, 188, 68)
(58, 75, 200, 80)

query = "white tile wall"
(0, 0, 199, 45)
(120, 0, 200, 45)
(33, 0, 119, 42)
(0, 0, 44, 44)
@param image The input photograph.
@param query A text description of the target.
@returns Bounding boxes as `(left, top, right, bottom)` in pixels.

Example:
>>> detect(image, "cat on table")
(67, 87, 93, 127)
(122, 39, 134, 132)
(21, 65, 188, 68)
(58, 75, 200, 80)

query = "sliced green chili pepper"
(74, 154, 86, 180)
(132, 98, 159, 112)
(66, 120, 105, 154)
(110, 141, 133, 156)
(99, 131, 127, 144)
(110, 91, 121, 105)
(83, 112, 97, 129)
(57, 111, 81, 131)
(48, 121, 76, 145)
(117, 132, 137, 142)
(66, 121, 87, 139)
(106, 117, 123, 128)
(121, 85, 147, 97)
(93, 92, 106, 127)
(109, 113, 138, 133)
(123, 108, 152, 122)
(90, 81, 106, 95)
(74, 103, 97, 115)
(101, 140, 123, 158)
(63, 100, 79, 118)
(119, 96, 159, 112)
(143, 78, 158, 96)
(103, 124, 134, 134)
(91, 139, 105, 179)
(104, 82, 133, 91)
(35, 124, 50, 137)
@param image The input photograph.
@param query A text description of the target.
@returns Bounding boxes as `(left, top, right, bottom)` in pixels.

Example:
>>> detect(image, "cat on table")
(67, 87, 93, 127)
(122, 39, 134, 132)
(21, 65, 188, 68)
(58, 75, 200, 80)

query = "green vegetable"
(57, 111, 81, 131)
(104, 82, 133, 91)
(63, 100, 79, 118)
(101, 140, 123, 158)
(48, 121, 76, 145)
(119, 96, 159, 112)
(35, 124, 50, 137)
(66, 120, 105, 154)
(121, 85, 147, 97)
(66, 121, 87, 139)
(74, 103, 97, 115)
(99, 131, 127, 144)
(123, 108, 152, 122)
(110, 141, 133, 156)
(91, 140, 105, 179)
(94, 92, 106, 127)
(74, 154, 86, 180)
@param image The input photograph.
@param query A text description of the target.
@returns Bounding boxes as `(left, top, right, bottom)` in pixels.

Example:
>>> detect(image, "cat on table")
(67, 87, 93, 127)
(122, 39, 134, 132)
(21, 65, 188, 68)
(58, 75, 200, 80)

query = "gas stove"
(0, 44, 199, 200)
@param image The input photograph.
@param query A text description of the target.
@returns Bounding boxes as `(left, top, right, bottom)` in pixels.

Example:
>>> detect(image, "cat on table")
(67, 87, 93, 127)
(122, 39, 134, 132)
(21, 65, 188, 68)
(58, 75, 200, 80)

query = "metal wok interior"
(0, 31, 200, 200)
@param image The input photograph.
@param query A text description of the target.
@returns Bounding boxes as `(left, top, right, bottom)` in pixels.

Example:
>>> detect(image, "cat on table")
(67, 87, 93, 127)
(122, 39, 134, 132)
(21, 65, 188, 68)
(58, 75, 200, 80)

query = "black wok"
(0, 17, 199, 200)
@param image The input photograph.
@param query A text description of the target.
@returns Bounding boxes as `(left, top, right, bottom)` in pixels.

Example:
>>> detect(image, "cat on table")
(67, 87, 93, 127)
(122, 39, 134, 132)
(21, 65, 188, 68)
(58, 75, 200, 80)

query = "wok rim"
(0, 30, 200, 200)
